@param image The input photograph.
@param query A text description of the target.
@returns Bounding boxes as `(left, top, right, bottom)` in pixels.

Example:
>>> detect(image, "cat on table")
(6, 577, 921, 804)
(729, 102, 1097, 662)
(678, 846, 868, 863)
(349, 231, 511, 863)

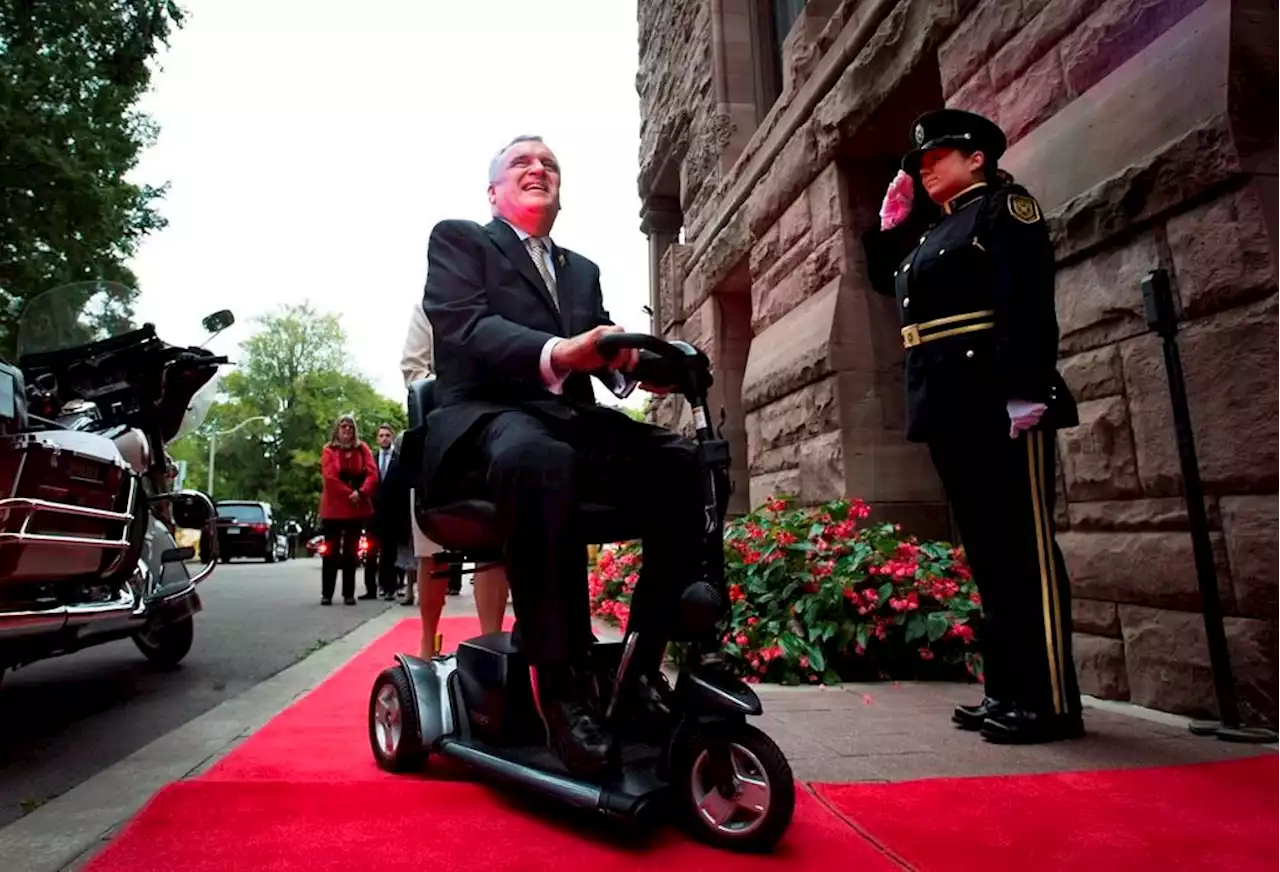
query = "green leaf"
(926, 611, 952, 642)
(806, 645, 826, 673)
(877, 582, 894, 603)
(855, 624, 870, 648)
(904, 614, 927, 643)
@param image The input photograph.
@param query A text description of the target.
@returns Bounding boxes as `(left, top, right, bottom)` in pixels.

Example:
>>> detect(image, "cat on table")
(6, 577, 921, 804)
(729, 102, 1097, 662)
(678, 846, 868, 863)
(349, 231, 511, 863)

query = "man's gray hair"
(488, 134, 545, 184)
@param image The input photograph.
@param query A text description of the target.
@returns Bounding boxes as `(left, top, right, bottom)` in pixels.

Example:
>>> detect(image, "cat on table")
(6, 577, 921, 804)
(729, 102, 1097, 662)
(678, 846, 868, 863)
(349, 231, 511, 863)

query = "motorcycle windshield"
(16, 281, 140, 357)
(170, 374, 218, 445)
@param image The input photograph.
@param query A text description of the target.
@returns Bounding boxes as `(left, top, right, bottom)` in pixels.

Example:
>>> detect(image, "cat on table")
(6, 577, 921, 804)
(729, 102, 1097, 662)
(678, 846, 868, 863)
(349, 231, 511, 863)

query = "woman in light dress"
(401, 302, 510, 659)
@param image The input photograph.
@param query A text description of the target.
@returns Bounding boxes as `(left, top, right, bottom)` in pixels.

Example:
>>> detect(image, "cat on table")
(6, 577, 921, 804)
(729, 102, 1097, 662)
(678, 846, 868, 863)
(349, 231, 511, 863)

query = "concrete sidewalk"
(0, 586, 1271, 872)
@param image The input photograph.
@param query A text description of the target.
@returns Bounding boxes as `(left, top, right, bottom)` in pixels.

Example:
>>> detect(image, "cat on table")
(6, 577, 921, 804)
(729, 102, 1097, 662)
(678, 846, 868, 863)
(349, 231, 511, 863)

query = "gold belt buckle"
(901, 324, 921, 348)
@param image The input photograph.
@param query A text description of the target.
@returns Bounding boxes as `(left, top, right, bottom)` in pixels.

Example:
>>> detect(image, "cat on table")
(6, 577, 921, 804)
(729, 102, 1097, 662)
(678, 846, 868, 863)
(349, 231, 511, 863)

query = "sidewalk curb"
(0, 607, 408, 872)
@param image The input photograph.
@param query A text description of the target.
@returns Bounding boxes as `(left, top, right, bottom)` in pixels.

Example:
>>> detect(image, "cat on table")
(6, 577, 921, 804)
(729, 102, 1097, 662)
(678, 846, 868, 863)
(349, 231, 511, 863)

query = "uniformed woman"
(863, 109, 1082, 744)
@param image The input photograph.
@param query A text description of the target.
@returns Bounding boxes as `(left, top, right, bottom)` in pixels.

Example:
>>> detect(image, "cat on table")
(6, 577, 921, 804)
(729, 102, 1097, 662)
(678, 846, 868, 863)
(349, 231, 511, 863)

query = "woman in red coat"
(318, 413, 378, 605)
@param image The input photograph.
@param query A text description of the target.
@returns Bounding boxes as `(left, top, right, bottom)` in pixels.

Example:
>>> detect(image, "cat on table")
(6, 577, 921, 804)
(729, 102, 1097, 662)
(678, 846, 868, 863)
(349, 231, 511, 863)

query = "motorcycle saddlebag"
(0, 362, 26, 437)
(0, 430, 136, 583)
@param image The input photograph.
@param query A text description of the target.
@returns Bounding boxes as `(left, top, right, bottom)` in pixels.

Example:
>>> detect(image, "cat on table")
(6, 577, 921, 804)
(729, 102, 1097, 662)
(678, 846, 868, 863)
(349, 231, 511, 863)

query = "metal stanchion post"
(1139, 269, 1275, 743)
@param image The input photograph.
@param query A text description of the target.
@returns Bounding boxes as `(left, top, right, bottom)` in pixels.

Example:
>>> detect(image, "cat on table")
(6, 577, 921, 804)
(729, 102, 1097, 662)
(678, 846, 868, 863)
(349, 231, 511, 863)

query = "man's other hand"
(550, 325, 639, 374)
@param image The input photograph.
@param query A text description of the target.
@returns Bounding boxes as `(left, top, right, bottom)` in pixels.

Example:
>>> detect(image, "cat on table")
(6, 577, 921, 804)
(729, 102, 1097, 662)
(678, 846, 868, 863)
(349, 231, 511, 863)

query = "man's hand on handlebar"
(550, 325, 639, 376)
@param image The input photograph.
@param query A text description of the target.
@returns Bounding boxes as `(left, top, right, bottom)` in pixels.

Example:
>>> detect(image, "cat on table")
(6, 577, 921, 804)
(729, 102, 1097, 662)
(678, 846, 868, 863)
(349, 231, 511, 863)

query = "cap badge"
(913, 123, 925, 145)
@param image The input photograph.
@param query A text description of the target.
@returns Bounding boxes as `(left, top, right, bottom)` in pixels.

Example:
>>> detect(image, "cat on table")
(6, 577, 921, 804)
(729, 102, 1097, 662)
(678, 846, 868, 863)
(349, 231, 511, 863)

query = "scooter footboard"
(395, 653, 458, 747)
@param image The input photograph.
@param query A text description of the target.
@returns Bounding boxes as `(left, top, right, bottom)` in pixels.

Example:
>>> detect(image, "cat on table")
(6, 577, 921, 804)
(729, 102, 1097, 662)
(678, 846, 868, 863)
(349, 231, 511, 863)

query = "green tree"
(0, 0, 185, 357)
(168, 302, 405, 529)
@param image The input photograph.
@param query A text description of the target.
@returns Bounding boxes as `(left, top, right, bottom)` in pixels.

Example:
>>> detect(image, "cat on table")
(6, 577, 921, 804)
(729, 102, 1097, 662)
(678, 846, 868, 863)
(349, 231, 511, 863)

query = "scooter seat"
(419, 499, 641, 558)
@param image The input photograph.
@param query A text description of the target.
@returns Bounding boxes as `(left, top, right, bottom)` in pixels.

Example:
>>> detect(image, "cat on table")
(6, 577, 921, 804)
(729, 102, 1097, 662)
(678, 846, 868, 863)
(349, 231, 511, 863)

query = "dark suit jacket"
(419, 218, 615, 500)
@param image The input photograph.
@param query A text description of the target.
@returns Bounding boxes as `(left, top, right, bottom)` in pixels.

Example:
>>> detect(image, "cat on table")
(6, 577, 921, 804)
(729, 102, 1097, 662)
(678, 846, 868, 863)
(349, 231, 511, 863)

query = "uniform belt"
(901, 310, 996, 348)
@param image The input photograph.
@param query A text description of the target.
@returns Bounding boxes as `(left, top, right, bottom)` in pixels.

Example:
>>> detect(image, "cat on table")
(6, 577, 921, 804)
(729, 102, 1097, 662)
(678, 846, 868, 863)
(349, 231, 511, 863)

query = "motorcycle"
(0, 281, 232, 685)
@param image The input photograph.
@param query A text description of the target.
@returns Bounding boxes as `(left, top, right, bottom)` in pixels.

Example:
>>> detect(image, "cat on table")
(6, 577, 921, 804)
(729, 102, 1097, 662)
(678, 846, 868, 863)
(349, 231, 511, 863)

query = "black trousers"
(929, 425, 1081, 717)
(320, 519, 362, 600)
(478, 408, 711, 668)
(365, 537, 401, 596)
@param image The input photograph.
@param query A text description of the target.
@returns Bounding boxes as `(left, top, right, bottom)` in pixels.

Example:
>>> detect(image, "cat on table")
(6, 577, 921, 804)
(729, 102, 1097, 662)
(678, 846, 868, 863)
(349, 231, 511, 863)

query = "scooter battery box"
(456, 633, 545, 747)
(0, 430, 132, 583)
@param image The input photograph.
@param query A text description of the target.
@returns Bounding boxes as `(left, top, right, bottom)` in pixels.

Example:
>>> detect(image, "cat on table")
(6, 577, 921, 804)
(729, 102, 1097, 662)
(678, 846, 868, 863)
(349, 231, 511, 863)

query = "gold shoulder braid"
(1008, 194, 1042, 224)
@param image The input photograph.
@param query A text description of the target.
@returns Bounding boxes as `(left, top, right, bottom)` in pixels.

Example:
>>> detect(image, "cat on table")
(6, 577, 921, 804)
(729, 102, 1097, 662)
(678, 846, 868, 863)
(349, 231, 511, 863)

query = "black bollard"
(1139, 269, 1275, 743)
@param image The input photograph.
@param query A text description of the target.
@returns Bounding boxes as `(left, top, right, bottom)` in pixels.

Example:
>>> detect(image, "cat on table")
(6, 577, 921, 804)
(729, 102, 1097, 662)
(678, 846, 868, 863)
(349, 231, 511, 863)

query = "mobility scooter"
(368, 333, 795, 852)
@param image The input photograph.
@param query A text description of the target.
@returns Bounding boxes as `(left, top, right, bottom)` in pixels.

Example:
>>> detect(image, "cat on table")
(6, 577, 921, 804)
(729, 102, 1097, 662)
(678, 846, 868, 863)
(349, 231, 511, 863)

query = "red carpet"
(86, 617, 898, 871)
(82, 616, 1278, 871)
(814, 755, 1279, 871)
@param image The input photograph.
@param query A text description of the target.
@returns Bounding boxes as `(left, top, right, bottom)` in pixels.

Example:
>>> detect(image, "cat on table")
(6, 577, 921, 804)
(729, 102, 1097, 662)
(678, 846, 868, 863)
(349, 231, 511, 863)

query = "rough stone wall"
(636, 0, 1277, 722)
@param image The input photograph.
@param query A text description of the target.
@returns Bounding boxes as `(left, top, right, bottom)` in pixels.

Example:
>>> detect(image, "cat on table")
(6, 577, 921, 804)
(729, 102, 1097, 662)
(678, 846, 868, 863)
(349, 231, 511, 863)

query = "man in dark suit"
(421, 135, 713, 778)
(366, 424, 401, 600)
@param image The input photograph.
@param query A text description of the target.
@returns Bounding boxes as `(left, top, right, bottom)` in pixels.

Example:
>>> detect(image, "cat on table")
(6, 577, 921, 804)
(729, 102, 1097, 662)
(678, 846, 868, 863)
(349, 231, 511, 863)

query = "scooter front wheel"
(675, 723, 795, 853)
(369, 666, 426, 773)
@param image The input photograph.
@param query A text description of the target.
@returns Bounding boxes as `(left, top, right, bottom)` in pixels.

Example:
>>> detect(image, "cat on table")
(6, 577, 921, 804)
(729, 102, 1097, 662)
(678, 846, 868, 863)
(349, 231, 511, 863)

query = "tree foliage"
(0, 0, 185, 358)
(168, 302, 405, 530)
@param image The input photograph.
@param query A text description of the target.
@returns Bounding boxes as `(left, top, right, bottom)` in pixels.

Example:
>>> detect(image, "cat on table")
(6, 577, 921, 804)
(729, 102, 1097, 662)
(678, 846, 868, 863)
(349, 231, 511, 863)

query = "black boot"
(952, 697, 1009, 731)
(981, 707, 1085, 744)
(532, 665, 612, 780)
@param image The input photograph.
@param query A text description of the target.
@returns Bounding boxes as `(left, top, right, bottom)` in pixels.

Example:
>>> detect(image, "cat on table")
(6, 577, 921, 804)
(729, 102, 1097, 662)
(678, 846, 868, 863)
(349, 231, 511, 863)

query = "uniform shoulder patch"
(1007, 193, 1042, 224)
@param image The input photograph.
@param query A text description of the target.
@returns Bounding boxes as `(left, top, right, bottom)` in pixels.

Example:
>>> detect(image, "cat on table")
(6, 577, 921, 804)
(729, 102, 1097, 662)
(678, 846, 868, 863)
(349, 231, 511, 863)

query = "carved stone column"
(640, 197, 683, 335)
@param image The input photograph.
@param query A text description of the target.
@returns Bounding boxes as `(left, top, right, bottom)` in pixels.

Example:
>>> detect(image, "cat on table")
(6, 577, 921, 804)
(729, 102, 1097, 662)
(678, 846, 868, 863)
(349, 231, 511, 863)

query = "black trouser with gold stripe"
(928, 424, 1080, 717)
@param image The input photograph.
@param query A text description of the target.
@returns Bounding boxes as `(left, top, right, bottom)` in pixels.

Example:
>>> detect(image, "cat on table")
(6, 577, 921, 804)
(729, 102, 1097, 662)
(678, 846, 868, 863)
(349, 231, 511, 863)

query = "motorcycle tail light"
(317, 542, 330, 556)
(357, 535, 371, 559)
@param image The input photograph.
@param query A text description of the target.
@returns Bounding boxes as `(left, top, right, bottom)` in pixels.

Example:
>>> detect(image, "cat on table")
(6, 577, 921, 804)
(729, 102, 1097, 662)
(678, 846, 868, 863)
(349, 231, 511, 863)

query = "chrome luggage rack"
(0, 478, 138, 579)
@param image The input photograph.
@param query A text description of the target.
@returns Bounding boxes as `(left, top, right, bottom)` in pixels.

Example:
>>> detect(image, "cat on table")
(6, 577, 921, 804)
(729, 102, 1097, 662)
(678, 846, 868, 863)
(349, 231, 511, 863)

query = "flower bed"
(588, 495, 983, 686)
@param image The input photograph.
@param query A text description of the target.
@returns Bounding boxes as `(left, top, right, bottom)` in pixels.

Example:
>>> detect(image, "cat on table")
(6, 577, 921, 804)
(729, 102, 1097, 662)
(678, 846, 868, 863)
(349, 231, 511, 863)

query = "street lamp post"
(207, 415, 269, 498)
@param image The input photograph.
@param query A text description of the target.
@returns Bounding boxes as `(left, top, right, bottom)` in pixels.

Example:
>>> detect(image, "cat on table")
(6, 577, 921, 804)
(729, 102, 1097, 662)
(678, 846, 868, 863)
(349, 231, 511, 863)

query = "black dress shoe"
(981, 707, 1085, 744)
(321, 597, 333, 606)
(358, 592, 378, 601)
(535, 668, 612, 779)
(952, 696, 1008, 731)
(343, 596, 357, 606)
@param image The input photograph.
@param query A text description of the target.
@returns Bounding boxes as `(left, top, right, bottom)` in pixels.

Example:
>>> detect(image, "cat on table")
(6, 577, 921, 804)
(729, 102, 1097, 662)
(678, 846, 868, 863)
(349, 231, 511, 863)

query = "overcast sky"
(127, 0, 650, 405)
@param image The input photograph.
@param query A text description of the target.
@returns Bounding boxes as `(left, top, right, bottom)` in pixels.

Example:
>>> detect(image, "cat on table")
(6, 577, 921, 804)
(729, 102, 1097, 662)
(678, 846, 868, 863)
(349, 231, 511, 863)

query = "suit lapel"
(484, 219, 561, 322)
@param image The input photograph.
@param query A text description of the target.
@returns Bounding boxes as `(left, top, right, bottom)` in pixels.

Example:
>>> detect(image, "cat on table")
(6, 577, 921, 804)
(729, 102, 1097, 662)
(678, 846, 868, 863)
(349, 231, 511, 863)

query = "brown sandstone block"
(1059, 530, 1235, 612)
(745, 121, 817, 237)
(750, 469, 803, 509)
(1054, 228, 1158, 354)
(991, 0, 1106, 91)
(1073, 598, 1121, 637)
(1220, 495, 1279, 619)
(808, 163, 847, 244)
(750, 224, 781, 281)
(744, 376, 840, 466)
(1119, 303, 1279, 496)
(1073, 633, 1130, 699)
(946, 65, 999, 125)
(742, 280, 838, 412)
(1166, 186, 1278, 319)
(996, 45, 1069, 144)
(1058, 397, 1142, 502)
(938, 0, 1049, 97)
(779, 191, 812, 254)
(1067, 497, 1221, 532)
(1119, 605, 1277, 723)
(1060, 0, 1207, 99)
(1059, 346, 1124, 401)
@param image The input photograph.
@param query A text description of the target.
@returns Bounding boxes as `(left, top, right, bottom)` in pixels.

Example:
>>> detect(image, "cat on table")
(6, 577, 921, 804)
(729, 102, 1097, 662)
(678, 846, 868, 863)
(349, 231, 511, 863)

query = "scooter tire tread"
(369, 666, 426, 773)
(133, 616, 195, 668)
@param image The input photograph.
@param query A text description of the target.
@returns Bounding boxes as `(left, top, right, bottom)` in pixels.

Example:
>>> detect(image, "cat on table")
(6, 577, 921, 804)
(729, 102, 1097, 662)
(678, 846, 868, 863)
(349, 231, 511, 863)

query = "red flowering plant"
(589, 495, 984, 687)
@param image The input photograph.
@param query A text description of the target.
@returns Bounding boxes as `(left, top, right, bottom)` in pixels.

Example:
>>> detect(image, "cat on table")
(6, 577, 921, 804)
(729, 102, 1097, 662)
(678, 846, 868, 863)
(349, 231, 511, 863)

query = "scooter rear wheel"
(369, 666, 425, 772)
(675, 723, 795, 853)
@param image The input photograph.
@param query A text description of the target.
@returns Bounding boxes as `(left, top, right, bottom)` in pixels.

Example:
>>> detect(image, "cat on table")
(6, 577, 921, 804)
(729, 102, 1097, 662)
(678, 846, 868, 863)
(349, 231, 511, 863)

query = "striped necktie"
(524, 237, 559, 310)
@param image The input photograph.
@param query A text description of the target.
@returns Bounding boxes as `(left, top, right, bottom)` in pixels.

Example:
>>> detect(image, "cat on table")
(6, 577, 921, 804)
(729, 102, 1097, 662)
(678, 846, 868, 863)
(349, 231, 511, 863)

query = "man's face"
(376, 428, 393, 448)
(488, 139, 561, 231)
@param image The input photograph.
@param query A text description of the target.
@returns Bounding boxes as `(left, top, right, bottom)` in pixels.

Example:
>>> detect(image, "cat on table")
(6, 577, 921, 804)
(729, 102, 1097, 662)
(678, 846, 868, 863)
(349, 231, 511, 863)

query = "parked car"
(213, 500, 278, 563)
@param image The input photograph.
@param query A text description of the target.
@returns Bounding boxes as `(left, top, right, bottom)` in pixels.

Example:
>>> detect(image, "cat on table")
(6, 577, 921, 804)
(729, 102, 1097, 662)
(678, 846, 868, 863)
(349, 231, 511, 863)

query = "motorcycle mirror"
(201, 310, 235, 344)
(171, 492, 215, 530)
(203, 310, 234, 332)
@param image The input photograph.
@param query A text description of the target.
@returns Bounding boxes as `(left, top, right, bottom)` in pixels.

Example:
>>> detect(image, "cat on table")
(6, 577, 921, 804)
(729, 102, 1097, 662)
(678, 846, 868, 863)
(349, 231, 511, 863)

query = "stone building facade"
(635, 0, 1277, 722)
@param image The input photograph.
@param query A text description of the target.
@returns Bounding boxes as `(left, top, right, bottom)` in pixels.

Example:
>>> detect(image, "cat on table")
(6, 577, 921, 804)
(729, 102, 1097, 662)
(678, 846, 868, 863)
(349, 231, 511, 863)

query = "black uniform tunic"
(867, 181, 1081, 718)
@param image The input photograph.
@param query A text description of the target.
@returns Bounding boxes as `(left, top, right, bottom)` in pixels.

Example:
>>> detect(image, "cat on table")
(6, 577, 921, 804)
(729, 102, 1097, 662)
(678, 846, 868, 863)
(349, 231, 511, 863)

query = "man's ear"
(969, 150, 987, 174)
(487, 185, 497, 207)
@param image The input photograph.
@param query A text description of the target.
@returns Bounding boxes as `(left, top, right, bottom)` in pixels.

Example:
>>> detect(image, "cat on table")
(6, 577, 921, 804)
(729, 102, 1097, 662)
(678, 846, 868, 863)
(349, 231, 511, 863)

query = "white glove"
(1007, 400, 1047, 439)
